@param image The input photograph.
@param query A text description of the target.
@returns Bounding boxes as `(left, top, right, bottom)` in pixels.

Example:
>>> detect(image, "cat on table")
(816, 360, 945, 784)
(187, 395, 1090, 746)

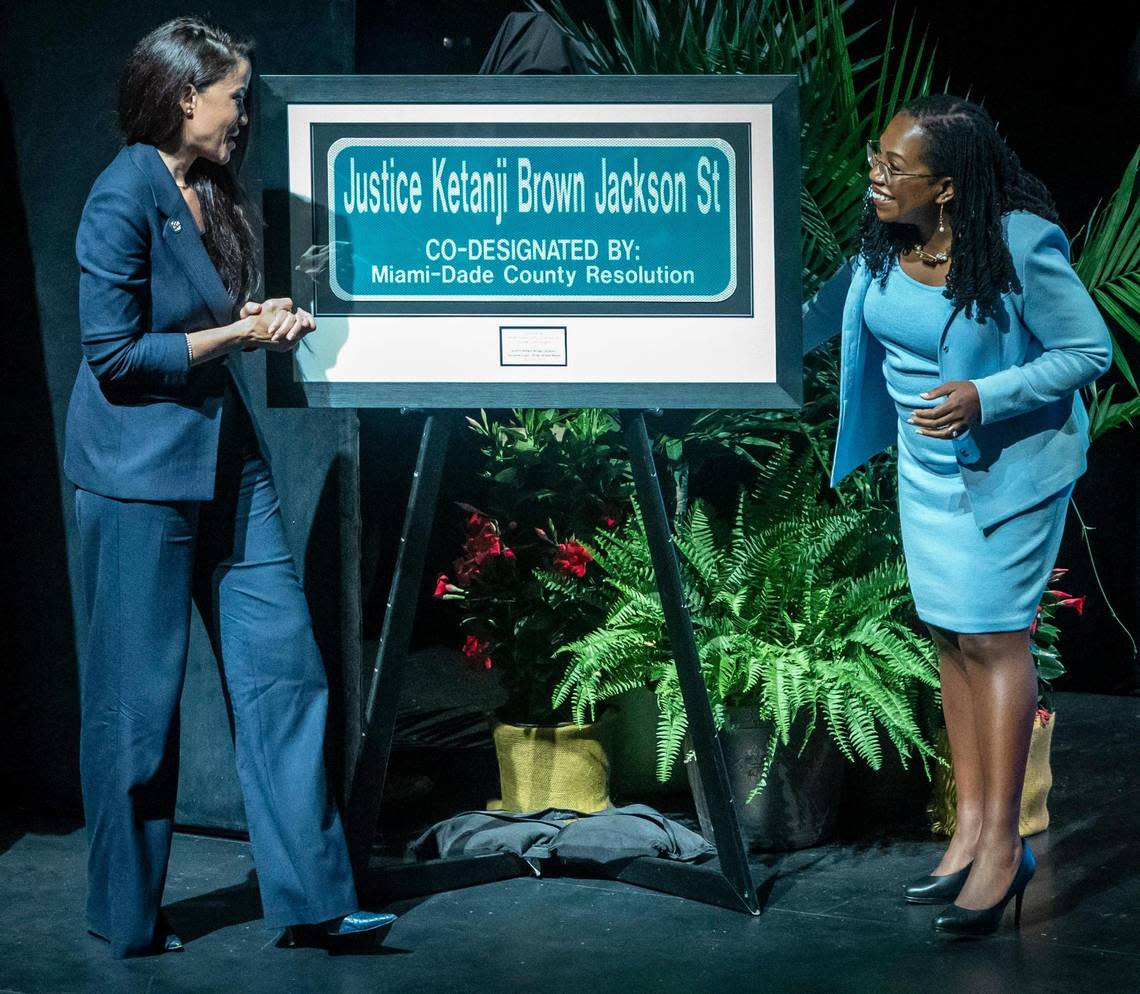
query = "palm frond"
(1073, 143, 1140, 394)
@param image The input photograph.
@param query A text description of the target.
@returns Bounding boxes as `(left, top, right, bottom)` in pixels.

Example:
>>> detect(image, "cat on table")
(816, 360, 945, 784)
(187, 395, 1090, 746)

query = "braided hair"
(856, 93, 1061, 323)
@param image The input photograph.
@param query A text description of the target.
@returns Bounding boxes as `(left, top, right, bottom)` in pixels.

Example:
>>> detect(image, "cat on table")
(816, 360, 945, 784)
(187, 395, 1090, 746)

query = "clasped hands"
(238, 297, 315, 352)
(909, 380, 981, 437)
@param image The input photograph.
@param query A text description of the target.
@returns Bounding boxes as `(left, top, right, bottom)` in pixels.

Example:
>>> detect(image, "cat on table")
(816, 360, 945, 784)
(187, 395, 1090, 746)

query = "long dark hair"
(118, 16, 259, 302)
(856, 93, 1062, 323)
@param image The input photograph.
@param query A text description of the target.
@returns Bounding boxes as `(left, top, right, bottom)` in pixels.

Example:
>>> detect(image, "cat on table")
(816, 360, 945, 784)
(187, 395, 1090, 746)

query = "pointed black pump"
(932, 838, 1035, 937)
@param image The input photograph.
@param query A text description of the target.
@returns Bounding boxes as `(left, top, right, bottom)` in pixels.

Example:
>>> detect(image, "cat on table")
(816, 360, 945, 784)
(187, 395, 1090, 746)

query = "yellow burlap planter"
(1020, 713, 1056, 833)
(928, 710, 1055, 837)
(489, 713, 613, 813)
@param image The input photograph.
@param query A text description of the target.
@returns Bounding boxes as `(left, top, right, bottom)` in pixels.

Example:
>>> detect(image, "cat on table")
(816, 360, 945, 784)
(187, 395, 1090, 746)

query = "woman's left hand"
(265, 304, 316, 344)
(910, 380, 981, 437)
(239, 299, 316, 345)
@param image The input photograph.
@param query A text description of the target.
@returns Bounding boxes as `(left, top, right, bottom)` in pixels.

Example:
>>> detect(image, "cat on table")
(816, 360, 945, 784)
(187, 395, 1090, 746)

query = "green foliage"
(656, 341, 900, 527)
(549, 442, 942, 801)
(1028, 568, 1086, 714)
(435, 409, 635, 723)
(465, 407, 633, 528)
(1073, 143, 1140, 399)
(1086, 381, 1140, 442)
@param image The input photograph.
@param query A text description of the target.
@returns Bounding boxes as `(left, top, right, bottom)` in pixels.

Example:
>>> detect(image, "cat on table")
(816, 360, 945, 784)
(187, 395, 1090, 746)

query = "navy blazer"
(802, 209, 1113, 531)
(64, 142, 263, 501)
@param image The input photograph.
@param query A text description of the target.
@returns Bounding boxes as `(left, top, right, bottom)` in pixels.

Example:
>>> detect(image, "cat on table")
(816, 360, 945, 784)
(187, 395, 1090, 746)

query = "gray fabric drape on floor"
(410, 803, 715, 875)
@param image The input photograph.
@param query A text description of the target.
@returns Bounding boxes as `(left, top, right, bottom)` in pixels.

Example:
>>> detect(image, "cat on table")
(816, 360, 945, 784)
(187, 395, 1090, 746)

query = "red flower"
(434, 573, 464, 599)
(452, 511, 516, 584)
(552, 540, 593, 579)
(467, 526, 502, 561)
(1047, 590, 1086, 615)
(595, 498, 625, 530)
(454, 556, 483, 585)
(461, 634, 493, 671)
(464, 511, 500, 550)
(1035, 707, 1052, 727)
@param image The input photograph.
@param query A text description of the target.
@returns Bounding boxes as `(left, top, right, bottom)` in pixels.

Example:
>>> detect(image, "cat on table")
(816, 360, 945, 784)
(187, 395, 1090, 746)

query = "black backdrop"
(3, 0, 1138, 830)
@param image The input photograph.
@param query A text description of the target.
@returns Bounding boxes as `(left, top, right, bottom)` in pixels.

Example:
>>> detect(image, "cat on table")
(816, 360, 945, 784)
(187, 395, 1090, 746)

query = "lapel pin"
(170, 219, 182, 232)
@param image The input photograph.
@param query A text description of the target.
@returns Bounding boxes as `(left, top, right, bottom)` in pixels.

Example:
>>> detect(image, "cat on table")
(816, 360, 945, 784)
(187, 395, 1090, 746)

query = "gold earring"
(938, 202, 945, 233)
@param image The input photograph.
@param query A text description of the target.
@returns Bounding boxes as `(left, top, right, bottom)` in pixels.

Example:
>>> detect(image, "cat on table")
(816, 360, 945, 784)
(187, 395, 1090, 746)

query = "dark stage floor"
(2, 689, 1137, 994)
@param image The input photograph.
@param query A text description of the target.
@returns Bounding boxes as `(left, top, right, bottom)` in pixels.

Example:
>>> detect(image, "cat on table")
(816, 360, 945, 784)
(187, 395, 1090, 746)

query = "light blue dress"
(862, 256, 1073, 633)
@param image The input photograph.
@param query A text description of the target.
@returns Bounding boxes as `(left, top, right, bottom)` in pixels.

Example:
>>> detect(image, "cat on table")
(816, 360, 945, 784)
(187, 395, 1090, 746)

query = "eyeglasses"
(866, 140, 938, 185)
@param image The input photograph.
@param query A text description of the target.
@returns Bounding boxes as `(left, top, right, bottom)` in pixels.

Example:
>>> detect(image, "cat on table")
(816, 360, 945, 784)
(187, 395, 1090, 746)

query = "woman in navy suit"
(65, 16, 394, 957)
(805, 94, 1111, 939)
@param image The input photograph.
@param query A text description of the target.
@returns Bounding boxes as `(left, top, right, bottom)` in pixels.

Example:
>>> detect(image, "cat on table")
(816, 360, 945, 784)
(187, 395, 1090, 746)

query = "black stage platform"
(2, 689, 1137, 993)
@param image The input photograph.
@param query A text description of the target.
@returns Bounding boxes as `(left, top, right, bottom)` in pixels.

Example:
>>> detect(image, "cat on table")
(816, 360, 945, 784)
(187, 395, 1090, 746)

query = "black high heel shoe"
(933, 838, 1035, 937)
(278, 910, 397, 949)
(904, 860, 973, 904)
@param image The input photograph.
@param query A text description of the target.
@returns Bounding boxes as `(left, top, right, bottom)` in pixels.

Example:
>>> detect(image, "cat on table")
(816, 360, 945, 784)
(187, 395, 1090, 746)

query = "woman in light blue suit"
(65, 17, 394, 957)
(802, 94, 1111, 938)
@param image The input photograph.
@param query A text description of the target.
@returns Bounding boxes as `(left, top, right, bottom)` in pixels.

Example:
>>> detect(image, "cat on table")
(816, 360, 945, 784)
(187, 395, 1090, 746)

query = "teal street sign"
(313, 125, 750, 316)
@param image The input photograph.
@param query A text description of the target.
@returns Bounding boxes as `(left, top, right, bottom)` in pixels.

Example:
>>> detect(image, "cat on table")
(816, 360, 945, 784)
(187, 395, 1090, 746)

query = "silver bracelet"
(185, 333, 194, 365)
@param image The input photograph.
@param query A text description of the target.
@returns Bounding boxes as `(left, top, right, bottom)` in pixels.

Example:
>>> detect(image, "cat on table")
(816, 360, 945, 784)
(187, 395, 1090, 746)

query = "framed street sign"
(256, 74, 801, 409)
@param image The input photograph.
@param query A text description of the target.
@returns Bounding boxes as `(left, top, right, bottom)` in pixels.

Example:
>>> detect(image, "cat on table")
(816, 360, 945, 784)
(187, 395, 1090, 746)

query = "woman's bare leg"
(953, 627, 1036, 908)
(926, 622, 983, 875)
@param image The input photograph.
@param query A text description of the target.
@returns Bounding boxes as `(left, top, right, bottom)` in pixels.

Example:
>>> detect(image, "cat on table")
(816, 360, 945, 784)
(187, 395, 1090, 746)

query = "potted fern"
(551, 442, 943, 850)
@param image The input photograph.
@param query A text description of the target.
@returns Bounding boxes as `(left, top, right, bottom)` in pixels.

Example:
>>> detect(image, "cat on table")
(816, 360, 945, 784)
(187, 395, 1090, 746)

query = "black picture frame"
(255, 73, 802, 410)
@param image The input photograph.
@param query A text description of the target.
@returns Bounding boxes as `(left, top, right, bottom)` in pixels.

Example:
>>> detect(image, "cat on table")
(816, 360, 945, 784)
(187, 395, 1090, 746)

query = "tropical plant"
(549, 441, 943, 802)
(1029, 566, 1087, 715)
(1061, 144, 1140, 658)
(1073, 143, 1140, 412)
(432, 408, 635, 723)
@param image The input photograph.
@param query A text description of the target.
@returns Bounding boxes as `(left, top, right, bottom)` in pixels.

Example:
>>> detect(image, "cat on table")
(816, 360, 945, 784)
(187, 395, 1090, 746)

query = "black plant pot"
(684, 706, 845, 852)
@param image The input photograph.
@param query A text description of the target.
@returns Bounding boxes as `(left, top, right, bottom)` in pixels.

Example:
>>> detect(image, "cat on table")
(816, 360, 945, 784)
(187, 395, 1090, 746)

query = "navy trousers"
(74, 377, 358, 958)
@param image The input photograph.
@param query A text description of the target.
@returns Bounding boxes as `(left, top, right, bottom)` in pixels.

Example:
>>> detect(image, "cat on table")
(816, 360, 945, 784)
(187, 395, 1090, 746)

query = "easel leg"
(621, 409, 760, 915)
(344, 411, 452, 881)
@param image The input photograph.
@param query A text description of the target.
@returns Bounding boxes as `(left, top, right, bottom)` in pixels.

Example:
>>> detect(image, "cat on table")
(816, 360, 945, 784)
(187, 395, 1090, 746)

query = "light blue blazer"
(801, 209, 1113, 531)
